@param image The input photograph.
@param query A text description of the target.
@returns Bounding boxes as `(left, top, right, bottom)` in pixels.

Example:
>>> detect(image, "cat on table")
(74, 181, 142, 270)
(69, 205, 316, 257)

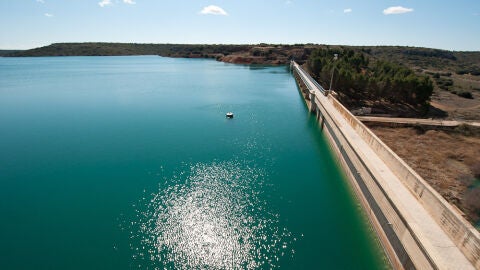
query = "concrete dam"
(291, 61, 480, 270)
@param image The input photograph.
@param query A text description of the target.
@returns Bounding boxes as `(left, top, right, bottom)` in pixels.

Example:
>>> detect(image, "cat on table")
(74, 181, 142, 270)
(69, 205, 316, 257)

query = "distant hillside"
(9, 43, 480, 70)
(8, 42, 313, 65)
(354, 46, 480, 75)
(9, 43, 247, 57)
(0, 50, 22, 56)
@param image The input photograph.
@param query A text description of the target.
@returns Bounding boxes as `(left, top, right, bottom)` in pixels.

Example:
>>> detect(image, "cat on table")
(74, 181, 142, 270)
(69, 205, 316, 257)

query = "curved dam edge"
(291, 61, 479, 270)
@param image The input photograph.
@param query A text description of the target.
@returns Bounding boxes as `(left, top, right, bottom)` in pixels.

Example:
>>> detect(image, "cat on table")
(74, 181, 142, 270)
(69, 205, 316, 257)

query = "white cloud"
(200, 5, 228, 16)
(344, 8, 352, 13)
(383, 6, 414, 15)
(36, 0, 45, 3)
(285, 0, 293, 5)
(44, 13, 53, 17)
(98, 0, 112, 7)
(123, 0, 136, 4)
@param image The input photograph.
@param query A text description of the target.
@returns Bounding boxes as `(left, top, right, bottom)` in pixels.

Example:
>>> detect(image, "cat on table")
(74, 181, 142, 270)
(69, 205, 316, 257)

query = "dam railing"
(291, 61, 479, 270)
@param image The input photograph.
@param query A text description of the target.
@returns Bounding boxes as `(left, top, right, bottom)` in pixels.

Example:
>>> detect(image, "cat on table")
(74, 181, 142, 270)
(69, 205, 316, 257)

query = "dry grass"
(430, 89, 480, 120)
(368, 126, 480, 227)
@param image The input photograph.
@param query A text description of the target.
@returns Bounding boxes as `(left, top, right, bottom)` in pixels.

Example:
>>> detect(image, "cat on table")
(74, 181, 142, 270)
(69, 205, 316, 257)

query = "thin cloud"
(98, 0, 112, 7)
(123, 0, 136, 4)
(344, 8, 352, 13)
(36, 0, 45, 3)
(200, 5, 228, 16)
(383, 6, 414, 15)
(44, 13, 53, 17)
(285, 0, 293, 5)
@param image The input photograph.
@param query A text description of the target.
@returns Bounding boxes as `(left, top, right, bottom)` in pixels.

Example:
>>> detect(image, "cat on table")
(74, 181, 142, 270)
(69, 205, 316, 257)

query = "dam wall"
(292, 61, 479, 269)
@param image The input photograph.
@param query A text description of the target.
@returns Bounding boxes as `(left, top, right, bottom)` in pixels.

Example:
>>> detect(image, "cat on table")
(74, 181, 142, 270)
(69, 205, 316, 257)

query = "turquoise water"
(0, 56, 386, 269)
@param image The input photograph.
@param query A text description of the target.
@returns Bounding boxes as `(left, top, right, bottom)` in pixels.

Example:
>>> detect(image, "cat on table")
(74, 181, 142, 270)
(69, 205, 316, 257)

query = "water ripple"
(130, 161, 293, 269)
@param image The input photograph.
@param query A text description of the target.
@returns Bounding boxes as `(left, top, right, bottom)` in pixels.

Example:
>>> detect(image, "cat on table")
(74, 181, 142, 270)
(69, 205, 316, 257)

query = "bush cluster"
(307, 48, 433, 106)
(435, 77, 454, 91)
(402, 49, 457, 60)
(456, 66, 480, 76)
(456, 91, 474, 99)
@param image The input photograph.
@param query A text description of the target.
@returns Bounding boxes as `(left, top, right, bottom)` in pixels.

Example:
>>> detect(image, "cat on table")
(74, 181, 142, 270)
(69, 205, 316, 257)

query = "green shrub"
(457, 69, 469, 75)
(471, 70, 480, 76)
(472, 163, 480, 179)
(455, 124, 473, 136)
(457, 91, 473, 99)
(444, 79, 453, 86)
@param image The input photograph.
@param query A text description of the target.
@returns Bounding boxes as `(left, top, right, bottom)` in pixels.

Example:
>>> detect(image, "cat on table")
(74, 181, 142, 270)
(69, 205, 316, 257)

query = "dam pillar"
(309, 91, 316, 113)
(320, 114, 325, 130)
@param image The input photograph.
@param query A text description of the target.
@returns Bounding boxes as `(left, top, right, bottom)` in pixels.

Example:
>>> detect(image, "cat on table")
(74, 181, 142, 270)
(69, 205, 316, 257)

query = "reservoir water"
(0, 56, 387, 269)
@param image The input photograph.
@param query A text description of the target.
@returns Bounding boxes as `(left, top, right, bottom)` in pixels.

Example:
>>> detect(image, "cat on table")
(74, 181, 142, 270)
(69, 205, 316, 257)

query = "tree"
(307, 48, 434, 107)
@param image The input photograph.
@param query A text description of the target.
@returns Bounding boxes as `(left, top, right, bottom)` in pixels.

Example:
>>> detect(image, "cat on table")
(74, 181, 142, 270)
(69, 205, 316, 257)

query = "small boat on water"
(226, 112, 234, 119)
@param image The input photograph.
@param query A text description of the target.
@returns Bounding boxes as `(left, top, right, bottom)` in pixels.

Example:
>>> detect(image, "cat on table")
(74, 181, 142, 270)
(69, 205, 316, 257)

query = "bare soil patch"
(430, 89, 480, 120)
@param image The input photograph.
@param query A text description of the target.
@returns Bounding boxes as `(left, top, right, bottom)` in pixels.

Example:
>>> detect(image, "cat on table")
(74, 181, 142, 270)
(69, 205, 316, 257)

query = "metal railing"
(291, 61, 326, 94)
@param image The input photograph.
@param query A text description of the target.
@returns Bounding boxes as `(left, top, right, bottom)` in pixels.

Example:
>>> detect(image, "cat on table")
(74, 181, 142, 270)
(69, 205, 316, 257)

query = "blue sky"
(0, 0, 479, 51)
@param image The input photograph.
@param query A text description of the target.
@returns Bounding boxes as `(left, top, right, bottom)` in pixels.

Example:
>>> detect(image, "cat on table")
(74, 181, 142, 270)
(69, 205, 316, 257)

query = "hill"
(6, 43, 312, 64)
(0, 50, 22, 56)
(8, 43, 480, 68)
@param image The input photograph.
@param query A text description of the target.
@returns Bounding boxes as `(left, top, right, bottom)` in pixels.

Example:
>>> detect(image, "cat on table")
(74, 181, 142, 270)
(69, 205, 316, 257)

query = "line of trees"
(307, 48, 433, 106)
(8, 43, 252, 57)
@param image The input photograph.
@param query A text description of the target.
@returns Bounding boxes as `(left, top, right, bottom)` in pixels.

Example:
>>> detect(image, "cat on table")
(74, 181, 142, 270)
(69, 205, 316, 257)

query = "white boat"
(226, 112, 234, 118)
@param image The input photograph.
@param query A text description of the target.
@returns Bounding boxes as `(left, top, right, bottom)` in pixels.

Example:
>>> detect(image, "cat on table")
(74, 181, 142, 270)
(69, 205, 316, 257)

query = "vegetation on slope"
(7, 43, 480, 76)
(6, 43, 312, 64)
(0, 50, 22, 56)
(357, 46, 480, 75)
(7, 43, 250, 58)
(307, 48, 434, 114)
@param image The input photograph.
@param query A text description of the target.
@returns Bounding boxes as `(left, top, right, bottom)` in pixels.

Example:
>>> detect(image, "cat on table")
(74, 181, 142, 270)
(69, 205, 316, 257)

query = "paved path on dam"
(357, 116, 480, 128)
(292, 62, 476, 269)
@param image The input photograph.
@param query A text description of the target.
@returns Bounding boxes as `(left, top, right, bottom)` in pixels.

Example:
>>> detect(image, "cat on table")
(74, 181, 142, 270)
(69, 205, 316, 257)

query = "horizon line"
(1, 42, 479, 53)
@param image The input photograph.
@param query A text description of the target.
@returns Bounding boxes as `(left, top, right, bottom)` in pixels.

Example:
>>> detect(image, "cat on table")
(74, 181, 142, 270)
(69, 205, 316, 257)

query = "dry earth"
(430, 90, 480, 120)
(426, 69, 480, 120)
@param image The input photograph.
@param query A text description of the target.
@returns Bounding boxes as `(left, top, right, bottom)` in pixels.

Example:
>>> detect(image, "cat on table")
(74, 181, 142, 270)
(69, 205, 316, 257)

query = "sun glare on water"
(130, 161, 294, 269)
